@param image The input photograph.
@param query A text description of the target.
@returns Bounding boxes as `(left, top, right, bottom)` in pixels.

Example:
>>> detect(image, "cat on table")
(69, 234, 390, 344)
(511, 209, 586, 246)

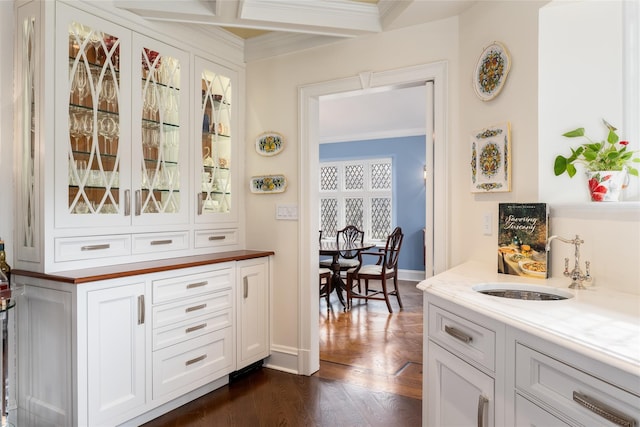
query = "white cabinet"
(424, 292, 640, 427)
(511, 332, 640, 427)
(14, 1, 244, 273)
(425, 298, 501, 427)
(236, 258, 270, 369)
(13, 253, 271, 427)
(87, 282, 146, 426)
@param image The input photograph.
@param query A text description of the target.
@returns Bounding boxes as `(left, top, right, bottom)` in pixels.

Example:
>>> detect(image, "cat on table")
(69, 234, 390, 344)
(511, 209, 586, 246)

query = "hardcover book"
(497, 203, 549, 278)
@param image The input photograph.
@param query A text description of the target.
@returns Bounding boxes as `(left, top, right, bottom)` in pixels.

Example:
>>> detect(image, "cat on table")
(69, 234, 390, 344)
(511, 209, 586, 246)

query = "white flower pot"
(585, 168, 628, 202)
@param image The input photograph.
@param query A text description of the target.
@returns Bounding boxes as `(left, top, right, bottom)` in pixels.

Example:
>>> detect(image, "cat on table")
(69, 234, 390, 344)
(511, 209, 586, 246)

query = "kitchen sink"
(472, 283, 573, 301)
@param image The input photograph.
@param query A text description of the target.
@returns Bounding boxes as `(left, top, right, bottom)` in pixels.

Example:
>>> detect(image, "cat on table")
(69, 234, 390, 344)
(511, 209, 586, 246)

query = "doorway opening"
(298, 62, 449, 375)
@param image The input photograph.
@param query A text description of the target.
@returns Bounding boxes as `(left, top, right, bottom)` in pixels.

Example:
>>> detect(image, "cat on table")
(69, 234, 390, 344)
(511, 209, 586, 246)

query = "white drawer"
(515, 394, 570, 426)
(152, 328, 233, 399)
(131, 231, 189, 254)
(194, 229, 238, 248)
(515, 343, 640, 427)
(153, 291, 232, 329)
(428, 303, 495, 372)
(55, 235, 131, 262)
(152, 267, 233, 304)
(152, 308, 232, 351)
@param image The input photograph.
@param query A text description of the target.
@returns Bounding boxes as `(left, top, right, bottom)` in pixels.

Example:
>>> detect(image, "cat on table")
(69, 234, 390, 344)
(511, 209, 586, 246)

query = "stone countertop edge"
(417, 260, 640, 379)
(11, 250, 275, 284)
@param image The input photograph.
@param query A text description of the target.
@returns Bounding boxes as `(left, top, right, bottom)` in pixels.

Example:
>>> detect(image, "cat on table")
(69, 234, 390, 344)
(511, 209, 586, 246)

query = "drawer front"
(194, 229, 238, 248)
(153, 308, 232, 351)
(428, 303, 495, 372)
(153, 291, 232, 329)
(152, 267, 233, 304)
(152, 328, 233, 399)
(132, 231, 189, 255)
(515, 394, 570, 426)
(515, 343, 640, 427)
(55, 235, 131, 262)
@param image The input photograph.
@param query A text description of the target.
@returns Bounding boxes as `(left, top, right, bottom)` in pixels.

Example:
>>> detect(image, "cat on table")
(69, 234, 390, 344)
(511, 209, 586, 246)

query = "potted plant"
(554, 119, 640, 201)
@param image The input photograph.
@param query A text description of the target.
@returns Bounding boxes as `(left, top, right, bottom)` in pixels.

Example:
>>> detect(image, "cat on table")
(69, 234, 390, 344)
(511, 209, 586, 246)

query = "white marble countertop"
(417, 261, 640, 377)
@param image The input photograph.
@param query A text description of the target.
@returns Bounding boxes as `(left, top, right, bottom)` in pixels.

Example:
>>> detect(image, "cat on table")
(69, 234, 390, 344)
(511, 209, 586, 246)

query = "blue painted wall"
(320, 136, 426, 272)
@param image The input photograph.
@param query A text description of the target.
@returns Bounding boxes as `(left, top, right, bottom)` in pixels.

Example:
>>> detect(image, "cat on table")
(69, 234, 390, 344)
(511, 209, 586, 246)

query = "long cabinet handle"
(185, 303, 207, 313)
(477, 395, 488, 427)
(137, 295, 145, 325)
(196, 194, 202, 215)
(573, 391, 635, 427)
(186, 281, 207, 289)
(80, 244, 110, 251)
(445, 325, 473, 343)
(185, 323, 207, 334)
(135, 190, 141, 216)
(243, 276, 249, 299)
(208, 235, 226, 241)
(150, 239, 173, 246)
(124, 189, 131, 216)
(185, 354, 207, 366)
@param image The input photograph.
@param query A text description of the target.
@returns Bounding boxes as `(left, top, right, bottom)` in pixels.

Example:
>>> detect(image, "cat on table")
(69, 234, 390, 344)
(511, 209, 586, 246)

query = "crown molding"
(244, 31, 342, 62)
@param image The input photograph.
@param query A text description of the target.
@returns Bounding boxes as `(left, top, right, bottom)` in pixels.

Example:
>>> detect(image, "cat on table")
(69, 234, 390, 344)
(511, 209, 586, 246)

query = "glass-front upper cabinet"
(131, 34, 189, 226)
(54, 3, 189, 228)
(55, 4, 132, 228)
(195, 57, 237, 224)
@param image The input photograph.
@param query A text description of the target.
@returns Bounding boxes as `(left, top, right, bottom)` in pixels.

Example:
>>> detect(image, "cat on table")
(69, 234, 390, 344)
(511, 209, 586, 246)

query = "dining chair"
(345, 226, 404, 313)
(319, 267, 332, 306)
(319, 225, 365, 273)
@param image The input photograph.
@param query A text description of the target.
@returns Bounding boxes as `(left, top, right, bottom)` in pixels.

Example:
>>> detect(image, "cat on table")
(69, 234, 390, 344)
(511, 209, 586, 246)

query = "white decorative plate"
(255, 132, 285, 156)
(250, 174, 287, 194)
(473, 41, 511, 101)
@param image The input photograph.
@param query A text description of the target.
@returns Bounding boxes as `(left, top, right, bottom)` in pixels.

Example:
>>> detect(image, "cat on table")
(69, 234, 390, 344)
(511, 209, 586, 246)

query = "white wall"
(245, 17, 460, 353)
(0, 2, 14, 257)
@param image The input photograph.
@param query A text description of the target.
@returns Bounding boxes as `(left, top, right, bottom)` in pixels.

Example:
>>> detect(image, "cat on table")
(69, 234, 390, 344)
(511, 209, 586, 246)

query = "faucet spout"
(545, 234, 591, 289)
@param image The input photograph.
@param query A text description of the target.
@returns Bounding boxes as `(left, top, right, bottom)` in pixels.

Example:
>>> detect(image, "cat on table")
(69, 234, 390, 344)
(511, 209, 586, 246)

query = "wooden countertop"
(12, 250, 275, 284)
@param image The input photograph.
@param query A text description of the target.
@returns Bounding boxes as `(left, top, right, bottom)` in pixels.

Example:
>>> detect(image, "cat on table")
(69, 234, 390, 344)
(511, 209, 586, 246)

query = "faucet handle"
(585, 260, 592, 282)
(564, 257, 569, 275)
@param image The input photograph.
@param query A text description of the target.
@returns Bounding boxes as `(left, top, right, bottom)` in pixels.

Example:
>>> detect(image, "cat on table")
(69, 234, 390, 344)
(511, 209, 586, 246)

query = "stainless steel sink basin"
(472, 283, 573, 301)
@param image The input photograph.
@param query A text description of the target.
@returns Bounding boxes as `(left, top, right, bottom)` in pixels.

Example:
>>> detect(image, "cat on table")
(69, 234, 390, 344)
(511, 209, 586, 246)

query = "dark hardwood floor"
(142, 280, 423, 426)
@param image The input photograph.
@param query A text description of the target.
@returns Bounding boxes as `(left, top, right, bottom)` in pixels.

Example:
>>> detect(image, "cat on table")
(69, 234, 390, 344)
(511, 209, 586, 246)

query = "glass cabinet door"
(67, 21, 124, 217)
(134, 37, 188, 223)
(196, 57, 235, 220)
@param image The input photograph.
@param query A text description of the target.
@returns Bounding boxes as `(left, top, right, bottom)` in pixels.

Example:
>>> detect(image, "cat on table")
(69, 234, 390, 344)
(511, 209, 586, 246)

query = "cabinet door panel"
(131, 34, 190, 225)
(55, 3, 132, 229)
(428, 342, 494, 427)
(237, 260, 269, 368)
(87, 282, 146, 426)
(194, 57, 238, 224)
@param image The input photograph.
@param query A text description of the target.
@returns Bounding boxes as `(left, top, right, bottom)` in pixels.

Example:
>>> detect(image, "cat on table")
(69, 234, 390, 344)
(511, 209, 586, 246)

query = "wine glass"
(80, 112, 94, 152)
(69, 113, 83, 152)
(102, 77, 117, 112)
(74, 66, 88, 107)
(98, 116, 117, 155)
(88, 30, 103, 65)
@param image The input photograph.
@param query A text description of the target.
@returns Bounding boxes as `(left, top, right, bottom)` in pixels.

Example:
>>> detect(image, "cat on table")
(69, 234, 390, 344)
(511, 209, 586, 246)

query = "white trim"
(263, 345, 301, 374)
(298, 61, 449, 376)
(398, 269, 426, 282)
(319, 127, 426, 144)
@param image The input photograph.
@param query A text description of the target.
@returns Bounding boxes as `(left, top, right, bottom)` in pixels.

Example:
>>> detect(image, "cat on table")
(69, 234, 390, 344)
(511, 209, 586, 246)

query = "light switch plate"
(276, 204, 298, 220)
(482, 212, 492, 235)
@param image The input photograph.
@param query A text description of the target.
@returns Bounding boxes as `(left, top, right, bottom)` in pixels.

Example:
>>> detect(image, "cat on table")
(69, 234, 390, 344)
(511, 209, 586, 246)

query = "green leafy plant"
(554, 119, 640, 178)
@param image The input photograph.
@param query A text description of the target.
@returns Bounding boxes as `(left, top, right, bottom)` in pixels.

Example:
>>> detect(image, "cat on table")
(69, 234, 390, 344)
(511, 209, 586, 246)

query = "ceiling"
(115, 0, 475, 142)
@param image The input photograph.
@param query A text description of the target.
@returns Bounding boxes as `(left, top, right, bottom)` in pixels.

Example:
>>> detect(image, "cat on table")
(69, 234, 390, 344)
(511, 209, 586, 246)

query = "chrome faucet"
(546, 234, 592, 289)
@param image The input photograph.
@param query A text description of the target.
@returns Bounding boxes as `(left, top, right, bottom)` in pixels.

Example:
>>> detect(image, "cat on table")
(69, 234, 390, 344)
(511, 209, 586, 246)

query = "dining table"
(319, 240, 376, 307)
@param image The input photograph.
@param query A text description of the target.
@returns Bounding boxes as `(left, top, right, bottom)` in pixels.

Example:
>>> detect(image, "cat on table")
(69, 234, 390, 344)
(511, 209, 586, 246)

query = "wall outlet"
(276, 204, 298, 220)
(482, 212, 492, 236)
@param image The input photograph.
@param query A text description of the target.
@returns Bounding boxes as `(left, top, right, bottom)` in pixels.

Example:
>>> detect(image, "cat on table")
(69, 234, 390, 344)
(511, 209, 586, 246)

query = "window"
(320, 158, 392, 242)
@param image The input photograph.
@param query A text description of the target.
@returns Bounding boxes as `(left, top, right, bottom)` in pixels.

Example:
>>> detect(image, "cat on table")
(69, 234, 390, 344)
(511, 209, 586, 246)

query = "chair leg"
(380, 277, 393, 313)
(345, 274, 352, 311)
(394, 274, 403, 309)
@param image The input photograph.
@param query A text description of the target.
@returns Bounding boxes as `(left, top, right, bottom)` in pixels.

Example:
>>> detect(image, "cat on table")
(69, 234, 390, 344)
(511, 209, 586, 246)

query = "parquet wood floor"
(142, 280, 423, 426)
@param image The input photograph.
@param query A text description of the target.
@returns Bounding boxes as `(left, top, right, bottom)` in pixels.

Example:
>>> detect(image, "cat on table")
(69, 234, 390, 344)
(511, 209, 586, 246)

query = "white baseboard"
(398, 269, 425, 281)
(263, 344, 300, 374)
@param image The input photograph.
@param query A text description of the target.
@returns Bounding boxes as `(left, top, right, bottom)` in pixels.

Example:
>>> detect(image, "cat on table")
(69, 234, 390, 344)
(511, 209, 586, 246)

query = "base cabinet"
(14, 254, 271, 427)
(424, 293, 640, 427)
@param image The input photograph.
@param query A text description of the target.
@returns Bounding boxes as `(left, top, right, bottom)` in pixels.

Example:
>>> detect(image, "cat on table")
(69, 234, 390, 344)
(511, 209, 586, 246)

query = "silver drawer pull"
(573, 391, 635, 427)
(81, 244, 110, 251)
(150, 239, 173, 246)
(477, 395, 488, 427)
(444, 325, 473, 343)
(185, 323, 207, 334)
(185, 303, 207, 313)
(186, 281, 208, 289)
(185, 354, 207, 366)
(208, 235, 226, 241)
